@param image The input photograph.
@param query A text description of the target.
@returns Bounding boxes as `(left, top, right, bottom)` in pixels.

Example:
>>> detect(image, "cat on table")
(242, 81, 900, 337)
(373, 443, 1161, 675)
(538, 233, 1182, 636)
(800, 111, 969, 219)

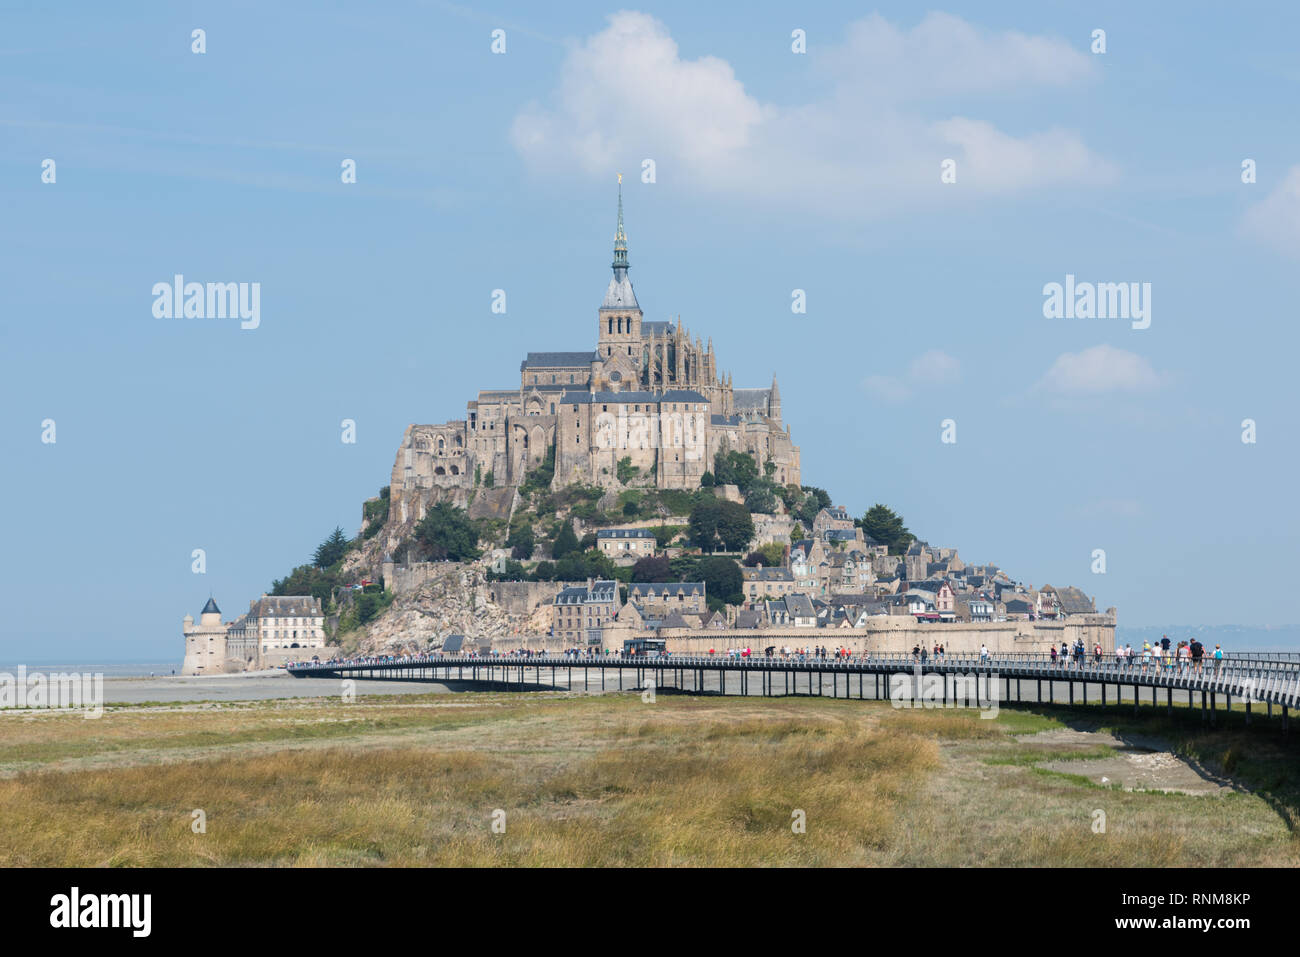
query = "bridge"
(287, 650, 1300, 728)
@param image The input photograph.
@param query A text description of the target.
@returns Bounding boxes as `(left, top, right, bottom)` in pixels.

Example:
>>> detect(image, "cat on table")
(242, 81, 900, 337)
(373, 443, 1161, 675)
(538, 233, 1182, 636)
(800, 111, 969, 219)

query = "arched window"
(608, 317, 613, 335)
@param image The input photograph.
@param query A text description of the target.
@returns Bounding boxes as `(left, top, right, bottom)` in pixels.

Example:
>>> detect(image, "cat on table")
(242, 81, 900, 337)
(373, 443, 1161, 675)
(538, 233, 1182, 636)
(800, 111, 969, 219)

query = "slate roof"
(201, 597, 221, 615)
(642, 321, 672, 336)
(732, 388, 771, 412)
(249, 596, 322, 618)
(521, 351, 598, 370)
(659, 390, 709, 403)
(1055, 586, 1096, 615)
(742, 567, 793, 582)
(596, 528, 655, 539)
(785, 594, 816, 618)
(629, 582, 705, 599)
(602, 275, 639, 310)
(553, 580, 618, 606)
(660, 611, 695, 630)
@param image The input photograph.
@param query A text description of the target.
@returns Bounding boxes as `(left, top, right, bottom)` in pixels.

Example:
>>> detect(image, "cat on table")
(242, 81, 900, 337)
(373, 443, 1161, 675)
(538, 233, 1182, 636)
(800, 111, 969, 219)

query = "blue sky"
(3, 1, 1299, 661)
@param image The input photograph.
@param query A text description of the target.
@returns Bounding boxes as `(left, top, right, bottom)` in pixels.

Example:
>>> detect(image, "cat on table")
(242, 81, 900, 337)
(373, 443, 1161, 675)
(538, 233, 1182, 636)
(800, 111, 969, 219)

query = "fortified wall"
(644, 615, 1117, 656)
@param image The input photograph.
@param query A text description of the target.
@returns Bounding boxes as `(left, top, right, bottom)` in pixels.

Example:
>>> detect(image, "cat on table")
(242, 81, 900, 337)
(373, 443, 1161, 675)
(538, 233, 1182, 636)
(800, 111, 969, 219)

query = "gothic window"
(608, 318, 613, 334)
(450, 465, 459, 475)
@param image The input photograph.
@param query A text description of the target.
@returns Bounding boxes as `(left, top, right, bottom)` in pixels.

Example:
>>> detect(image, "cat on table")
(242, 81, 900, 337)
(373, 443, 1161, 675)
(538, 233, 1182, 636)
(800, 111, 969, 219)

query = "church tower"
(597, 176, 643, 382)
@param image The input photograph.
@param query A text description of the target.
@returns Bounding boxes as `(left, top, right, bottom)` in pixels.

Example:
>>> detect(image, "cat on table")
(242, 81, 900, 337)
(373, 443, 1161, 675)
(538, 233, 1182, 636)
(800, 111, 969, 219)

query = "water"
(0, 661, 182, 678)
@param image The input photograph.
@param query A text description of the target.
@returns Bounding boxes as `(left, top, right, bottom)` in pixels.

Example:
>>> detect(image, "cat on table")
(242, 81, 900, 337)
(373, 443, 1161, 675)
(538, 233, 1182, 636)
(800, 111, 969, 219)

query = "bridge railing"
(283, 651, 1300, 706)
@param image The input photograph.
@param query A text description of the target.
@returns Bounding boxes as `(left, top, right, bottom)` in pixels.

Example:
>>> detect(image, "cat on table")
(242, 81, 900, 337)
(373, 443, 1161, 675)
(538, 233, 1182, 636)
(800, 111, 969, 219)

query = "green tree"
(413, 502, 481, 561)
(688, 499, 754, 553)
(271, 564, 336, 605)
(506, 522, 535, 560)
(744, 482, 777, 514)
(313, 527, 350, 569)
(743, 542, 785, 567)
(631, 554, 672, 582)
(713, 450, 759, 493)
(688, 499, 724, 552)
(860, 504, 914, 554)
(716, 500, 755, 552)
(551, 520, 580, 560)
(617, 456, 640, 484)
(698, 556, 743, 605)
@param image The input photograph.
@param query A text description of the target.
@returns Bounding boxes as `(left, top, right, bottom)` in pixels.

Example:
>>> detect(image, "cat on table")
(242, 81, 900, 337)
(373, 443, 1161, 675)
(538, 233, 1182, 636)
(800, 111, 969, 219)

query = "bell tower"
(598, 175, 642, 364)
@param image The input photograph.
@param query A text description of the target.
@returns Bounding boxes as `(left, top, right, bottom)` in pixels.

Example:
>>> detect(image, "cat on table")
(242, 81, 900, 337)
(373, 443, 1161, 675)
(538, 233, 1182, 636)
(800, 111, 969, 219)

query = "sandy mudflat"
(100, 670, 460, 704)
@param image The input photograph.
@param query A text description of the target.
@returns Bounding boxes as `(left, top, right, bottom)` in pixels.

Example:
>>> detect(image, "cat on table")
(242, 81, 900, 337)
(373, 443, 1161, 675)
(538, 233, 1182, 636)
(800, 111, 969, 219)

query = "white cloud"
(1035, 344, 1163, 394)
(511, 11, 1114, 215)
(864, 349, 961, 402)
(828, 12, 1094, 101)
(1240, 164, 1300, 258)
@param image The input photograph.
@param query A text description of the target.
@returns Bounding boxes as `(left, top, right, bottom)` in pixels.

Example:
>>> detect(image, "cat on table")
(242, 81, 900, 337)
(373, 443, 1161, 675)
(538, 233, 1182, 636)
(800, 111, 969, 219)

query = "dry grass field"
(0, 691, 1297, 866)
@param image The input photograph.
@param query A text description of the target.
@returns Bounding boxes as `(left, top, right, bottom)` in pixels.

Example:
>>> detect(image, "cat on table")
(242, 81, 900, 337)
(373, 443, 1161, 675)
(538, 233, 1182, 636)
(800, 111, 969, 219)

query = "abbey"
(388, 185, 800, 524)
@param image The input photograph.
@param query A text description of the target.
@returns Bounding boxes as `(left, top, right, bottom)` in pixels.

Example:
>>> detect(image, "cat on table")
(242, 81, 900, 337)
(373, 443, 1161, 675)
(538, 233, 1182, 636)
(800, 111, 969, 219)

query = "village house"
(595, 527, 657, 561)
(627, 581, 706, 617)
(743, 565, 796, 602)
(553, 579, 618, 646)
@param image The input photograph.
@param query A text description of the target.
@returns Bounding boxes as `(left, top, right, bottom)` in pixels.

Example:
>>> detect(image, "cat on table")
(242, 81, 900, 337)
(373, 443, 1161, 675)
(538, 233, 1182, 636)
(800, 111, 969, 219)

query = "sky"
(3, 1, 1298, 662)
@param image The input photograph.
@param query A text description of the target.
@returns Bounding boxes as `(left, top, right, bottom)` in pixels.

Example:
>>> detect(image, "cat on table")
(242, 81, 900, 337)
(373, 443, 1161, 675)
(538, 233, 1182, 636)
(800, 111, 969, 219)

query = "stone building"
(553, 579, 618, 646)
(181, 594, 324, 675)
(239, 595, 326, 657)
(181, 598, 230, 675)
(386, 185, 801, 537)
(627, 581, 706, 618)
(596, 527, 656, 560)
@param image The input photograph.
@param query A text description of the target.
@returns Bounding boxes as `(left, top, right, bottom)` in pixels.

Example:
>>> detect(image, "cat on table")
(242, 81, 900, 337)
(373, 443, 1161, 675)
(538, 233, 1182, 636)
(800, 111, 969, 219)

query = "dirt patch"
(1025, 727, 1234, 795)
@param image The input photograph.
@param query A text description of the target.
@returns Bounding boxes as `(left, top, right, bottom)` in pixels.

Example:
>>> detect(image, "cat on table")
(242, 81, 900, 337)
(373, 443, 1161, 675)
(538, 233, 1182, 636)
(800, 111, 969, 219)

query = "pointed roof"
(602, 177, 640, 311)
(201, 597, 221, 615)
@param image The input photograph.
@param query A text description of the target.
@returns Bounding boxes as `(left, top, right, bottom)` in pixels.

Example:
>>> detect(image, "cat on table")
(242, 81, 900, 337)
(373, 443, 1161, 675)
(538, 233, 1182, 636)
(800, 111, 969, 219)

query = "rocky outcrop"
(352, 563, 550, 655)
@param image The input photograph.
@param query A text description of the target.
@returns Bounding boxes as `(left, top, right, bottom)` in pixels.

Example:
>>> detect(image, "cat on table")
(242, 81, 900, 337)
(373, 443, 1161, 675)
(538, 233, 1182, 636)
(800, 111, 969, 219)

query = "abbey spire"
(600, 175, 639, 312)
(612, 174, 629, 277)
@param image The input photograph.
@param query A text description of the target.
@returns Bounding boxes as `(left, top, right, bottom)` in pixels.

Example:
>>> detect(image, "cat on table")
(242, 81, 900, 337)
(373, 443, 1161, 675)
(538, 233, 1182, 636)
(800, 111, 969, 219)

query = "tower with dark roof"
(598, 176, 643, 366)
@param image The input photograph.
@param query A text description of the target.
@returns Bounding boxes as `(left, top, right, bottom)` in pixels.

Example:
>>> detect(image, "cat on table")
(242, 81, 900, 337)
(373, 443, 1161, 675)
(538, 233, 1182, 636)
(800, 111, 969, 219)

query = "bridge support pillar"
(1210, 692, 1217, 726)
(1133, 686, 1139, 716)
(1283, 705, 1289, 732)
(1245, 699, 1251, 725)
